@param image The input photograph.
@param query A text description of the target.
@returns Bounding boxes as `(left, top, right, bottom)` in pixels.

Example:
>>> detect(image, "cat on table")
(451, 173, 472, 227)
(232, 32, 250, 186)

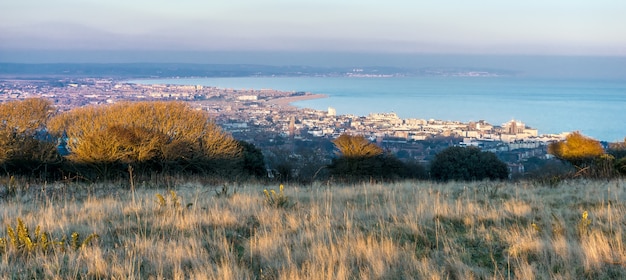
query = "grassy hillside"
(1, 178, 625, 279)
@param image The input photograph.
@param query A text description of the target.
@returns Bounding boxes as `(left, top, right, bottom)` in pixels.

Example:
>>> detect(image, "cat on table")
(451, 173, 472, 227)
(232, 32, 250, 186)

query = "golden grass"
(1, 179, 625, 279)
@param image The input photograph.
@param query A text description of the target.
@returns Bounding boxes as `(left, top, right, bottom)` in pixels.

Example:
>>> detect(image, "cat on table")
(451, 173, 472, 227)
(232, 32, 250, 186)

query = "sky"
(1, 0, 626, 63)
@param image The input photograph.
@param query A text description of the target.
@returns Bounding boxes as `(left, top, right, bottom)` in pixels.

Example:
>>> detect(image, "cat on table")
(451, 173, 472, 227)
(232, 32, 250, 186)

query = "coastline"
(266, 93, 328, 108)
(126, 77, 624, 142)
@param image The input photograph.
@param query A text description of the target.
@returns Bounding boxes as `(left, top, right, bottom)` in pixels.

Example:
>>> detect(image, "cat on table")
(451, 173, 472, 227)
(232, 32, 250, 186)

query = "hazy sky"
(1, 1, 625, 60)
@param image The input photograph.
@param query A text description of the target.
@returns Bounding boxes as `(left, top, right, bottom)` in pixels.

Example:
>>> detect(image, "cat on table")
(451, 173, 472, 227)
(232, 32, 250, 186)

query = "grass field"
(1, 178, 625, 279)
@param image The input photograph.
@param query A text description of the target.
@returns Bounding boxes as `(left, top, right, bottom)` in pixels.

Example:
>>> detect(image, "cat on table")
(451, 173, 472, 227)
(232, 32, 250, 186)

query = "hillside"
(1, 178, 625, 279)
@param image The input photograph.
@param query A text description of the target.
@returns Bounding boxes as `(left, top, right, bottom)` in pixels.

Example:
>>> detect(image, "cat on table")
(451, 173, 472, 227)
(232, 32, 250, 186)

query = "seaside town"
(1, 77, 571, 177)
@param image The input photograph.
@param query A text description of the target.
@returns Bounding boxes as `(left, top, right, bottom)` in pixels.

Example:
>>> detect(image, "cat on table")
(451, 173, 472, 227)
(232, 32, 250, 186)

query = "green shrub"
(329, 153, 422, 182)
(239, 141, 267, 178)
(430, 146, 508, 181)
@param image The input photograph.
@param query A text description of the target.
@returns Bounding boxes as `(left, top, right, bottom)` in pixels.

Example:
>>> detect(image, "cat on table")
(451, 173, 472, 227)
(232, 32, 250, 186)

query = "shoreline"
(107, 78, 624, 142)
(266, 93, 328, 108)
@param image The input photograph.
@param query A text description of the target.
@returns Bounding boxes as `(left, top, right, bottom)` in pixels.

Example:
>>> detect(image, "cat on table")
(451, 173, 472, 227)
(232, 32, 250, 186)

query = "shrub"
(0, 218, 98, 257)
(48, 101, 243, 179)
(402, 159, 429, 179)
(239, 140, 267, 178)
(154, 190, 192, 212)
(0, 99, 61, 177)
(548, 132, 604, 165)
(328, 153, 424, 181)
(430, 146, 508, 181)
(331, 134, 382, 158)
(523, 156, 572, 180)
(265, 146, 330, 184)
(548, 132, 606, 177)
(263, 184, 292, 208)
(328, 134, 422, 182)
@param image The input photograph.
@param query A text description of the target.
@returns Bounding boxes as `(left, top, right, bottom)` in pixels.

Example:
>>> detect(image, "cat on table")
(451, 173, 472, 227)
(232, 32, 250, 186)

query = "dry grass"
(1, 178, 626, 279)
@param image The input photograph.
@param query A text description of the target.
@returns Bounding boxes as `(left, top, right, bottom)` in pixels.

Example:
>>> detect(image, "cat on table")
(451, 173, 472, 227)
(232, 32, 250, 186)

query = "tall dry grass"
(1, 178, 625, 279)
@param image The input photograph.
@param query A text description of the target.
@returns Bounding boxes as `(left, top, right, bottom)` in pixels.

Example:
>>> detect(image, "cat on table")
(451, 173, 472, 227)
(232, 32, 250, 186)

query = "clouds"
(1, 1, 625, 56)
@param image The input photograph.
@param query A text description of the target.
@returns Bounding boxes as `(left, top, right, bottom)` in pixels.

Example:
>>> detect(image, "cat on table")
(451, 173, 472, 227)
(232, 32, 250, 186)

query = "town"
(0, 77, 570, 178)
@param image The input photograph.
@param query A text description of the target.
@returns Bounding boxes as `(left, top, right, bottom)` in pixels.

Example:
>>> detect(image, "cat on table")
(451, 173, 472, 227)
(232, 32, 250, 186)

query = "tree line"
(327, 131, 626, 182)
(0, 99, 624, 184)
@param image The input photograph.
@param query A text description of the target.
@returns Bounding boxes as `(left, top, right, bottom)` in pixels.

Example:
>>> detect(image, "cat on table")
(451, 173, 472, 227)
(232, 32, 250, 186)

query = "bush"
(402, 160, 428, 179)
(548, 132, 604, 166)
(523, 157, 572, 178)
(0, 99, 61, 178)
(239, 141, 267, 178)
(329, 155, 383, 180)
(548, 132, 606, 177)
(263, 184, 293, 208)
(331, 134, 383, 158)
(329, 153, 426, 182)
(430, 146, 508, 181)
(48, 101, 243, 179)
(327, 134, 424, 182)
(0, 218, 98, 258)
(548, 132, 626, 178)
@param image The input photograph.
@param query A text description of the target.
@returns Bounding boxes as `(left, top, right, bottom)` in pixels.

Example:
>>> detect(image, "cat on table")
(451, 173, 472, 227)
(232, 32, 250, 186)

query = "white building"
(502, 119, 526, 134)
(328, 107, 336, 116)
(237, 95, 258, 101)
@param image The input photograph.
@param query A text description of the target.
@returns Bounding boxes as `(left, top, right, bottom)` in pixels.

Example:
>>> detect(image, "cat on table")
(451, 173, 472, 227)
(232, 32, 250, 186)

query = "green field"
(1, 178, 625, 279)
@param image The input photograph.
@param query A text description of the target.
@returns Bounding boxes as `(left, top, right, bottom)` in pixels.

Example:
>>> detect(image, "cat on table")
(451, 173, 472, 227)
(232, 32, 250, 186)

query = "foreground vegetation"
(1, 178, 625, 279)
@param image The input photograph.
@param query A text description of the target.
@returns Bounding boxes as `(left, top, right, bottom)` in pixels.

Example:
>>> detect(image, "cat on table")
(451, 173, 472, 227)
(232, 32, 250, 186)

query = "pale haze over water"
(132, 76, 626, 142)
(2, 1, 625, 56)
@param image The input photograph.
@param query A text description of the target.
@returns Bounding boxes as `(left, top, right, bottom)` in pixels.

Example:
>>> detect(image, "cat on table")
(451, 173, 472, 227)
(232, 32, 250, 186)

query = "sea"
(129, 76, 626, 142)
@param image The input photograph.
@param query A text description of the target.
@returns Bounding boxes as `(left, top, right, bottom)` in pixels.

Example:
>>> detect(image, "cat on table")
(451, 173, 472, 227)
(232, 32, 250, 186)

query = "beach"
(266, 93, 328, 108)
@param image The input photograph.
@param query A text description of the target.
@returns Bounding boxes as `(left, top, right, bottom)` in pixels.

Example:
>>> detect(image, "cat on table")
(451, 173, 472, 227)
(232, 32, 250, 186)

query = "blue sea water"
(130, 76, 626, 142)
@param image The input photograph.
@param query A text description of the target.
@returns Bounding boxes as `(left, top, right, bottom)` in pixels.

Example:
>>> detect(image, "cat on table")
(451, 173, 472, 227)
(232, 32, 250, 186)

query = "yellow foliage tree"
(48, 101, 242, 176)
(0, 98, 53, 135)
(329, 134, 417, 181)
(332, 134, 383, 158)
(548, 132, 604, 162)
(0, 99, 59, 168)
(548, 131, 605, 171)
